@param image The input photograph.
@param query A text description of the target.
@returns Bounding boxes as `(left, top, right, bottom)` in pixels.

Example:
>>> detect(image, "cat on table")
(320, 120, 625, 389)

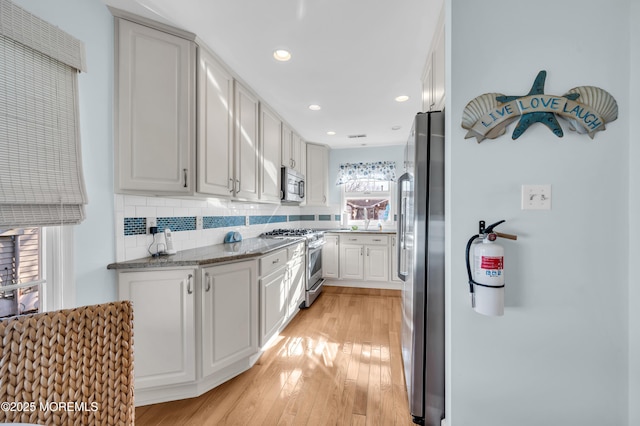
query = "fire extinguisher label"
(481, 256, 503, 270)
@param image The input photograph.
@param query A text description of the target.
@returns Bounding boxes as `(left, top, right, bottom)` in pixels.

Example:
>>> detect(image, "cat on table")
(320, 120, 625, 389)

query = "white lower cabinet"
(324, 233, 399, 287)
(118, 269, 197, 390)
(260, 264, 287, 346)
(338, 235, 389, 282)
(340, 243, 364, 280)
(390, 235, 401, 282)
(322, 235, 340, 278)
(364, 244, 389, 281)
(201, 261, 258, 377)
(259, 243, 305, 346)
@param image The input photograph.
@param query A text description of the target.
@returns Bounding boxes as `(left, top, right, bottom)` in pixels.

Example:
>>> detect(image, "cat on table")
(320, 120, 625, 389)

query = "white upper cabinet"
(113, 13, 307, 203)
(115, 19, 196, 194)
(259, 104, 282, 203)
(233, 81, 260, 201)
(305, 143, 329, 206)
(197, 46, 234, 197)
(422, 12, 445, 112)
(281, 124, 303, 173)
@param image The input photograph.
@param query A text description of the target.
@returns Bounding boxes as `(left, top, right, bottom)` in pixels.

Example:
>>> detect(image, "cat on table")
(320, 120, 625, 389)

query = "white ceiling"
(102, 0, 443, 148)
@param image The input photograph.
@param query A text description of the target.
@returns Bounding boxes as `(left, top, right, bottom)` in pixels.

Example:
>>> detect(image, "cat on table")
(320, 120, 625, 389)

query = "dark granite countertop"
(107, 237, 304, 270)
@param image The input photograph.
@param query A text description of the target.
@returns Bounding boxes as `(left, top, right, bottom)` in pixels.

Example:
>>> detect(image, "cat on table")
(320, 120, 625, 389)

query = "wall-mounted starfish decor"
(461, 70, 618, 143)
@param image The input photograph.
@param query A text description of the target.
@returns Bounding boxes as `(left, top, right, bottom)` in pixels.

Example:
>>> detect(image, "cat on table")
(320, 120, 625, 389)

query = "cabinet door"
(391, 235, 401, 282)
(197, 47, 234, 196)
(340, 244, 364, 280)
(281, 124, 293, 168)
(201, 261, 258, 377)
(287, 257, 305, 319)
(259, 104, 282, 203)
(260, 267, 287, 346)
(234, 82, 260, 201)
(306, 143, 328, 206)
(432, 24, 445, 111)
(118, 269, 196, 389)
(422, 57, 434, 112)
(322, 235, 340, 278)
(116, 19, 195, 194)
(291, 132, 302, 172)
(364, 245, 389, 281)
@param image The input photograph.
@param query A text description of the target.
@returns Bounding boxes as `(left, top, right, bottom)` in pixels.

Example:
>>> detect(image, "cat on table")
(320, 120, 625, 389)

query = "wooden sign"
(462, 70, 618, 142)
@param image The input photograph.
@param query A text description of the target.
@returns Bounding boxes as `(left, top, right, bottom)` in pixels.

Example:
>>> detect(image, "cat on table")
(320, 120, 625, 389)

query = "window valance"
(336, 161, 396, 185)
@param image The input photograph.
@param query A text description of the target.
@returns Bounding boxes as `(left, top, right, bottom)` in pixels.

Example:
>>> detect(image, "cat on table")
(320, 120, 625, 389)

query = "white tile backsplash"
(114, 194, 345, 262)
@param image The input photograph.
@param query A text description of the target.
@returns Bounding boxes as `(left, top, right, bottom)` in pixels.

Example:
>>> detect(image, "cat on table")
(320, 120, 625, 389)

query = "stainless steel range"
(261, 228, 326, 307)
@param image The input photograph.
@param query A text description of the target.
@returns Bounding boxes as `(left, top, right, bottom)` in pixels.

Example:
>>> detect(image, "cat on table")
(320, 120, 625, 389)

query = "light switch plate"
(521, 184, 551, 210)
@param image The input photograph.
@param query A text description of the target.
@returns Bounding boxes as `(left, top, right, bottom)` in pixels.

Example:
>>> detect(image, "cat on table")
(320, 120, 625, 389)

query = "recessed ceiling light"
(273, 49, 291, 61)
(327, 131, 336, 136)
(392, 125, 401, 130)
(395, 95, 410, 102)
(308, 104, 321, 111)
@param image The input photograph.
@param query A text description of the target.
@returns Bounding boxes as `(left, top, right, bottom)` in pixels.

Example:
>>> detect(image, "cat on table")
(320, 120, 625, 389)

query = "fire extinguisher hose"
(465, 234, 479, 295)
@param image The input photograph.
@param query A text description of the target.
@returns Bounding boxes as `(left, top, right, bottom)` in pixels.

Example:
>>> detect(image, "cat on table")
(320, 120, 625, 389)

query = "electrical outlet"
(147, 217, 157, 234)
(196, 216, 203, 230)
(245, 215, 250, 227)
(521, 185, 551, 210)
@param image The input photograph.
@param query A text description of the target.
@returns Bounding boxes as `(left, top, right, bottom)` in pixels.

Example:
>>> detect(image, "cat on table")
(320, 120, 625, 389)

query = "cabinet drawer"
(287, 242, 305, 261)
(340, 235, 389, 245)
(260, 249, 287, 276)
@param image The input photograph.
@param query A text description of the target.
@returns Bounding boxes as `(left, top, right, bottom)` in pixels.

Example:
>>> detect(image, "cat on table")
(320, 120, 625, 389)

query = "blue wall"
(14, 0, 117, 305)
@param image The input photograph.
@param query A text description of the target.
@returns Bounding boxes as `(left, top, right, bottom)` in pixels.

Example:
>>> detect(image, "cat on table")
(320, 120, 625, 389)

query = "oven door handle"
(308, 240, 326, 250)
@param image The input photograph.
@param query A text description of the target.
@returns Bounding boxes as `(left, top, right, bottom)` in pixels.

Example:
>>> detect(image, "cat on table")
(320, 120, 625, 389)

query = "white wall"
(628, 1, 640, 424)
(447, 0, 630, 425)
(13, 0, 118, 305)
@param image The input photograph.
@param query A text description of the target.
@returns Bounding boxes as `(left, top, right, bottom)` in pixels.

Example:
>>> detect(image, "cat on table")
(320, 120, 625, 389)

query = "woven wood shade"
(0, 301, 134, 425)
(0, 0, 88, 228)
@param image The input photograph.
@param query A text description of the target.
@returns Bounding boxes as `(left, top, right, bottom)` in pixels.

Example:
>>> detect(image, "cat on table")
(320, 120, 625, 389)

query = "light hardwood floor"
(135, 286, 415, 426)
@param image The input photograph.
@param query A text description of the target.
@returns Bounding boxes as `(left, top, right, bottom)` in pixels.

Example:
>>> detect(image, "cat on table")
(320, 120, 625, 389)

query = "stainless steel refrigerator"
(397, 111, 445, 426)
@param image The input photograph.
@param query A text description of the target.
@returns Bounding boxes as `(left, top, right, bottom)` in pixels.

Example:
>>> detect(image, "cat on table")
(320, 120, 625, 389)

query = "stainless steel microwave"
(281, 167, 305, 203)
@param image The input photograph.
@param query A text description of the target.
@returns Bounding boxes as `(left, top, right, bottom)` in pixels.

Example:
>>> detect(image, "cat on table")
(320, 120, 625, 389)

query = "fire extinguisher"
(465, 220, 517, 316)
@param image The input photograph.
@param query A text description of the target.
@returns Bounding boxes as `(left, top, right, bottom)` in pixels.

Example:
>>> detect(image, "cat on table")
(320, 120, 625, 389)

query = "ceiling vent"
(347, 134, 367, 139)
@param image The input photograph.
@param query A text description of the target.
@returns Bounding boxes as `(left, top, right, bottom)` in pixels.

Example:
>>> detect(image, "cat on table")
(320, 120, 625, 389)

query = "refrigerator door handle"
(396, 172, 409, 281)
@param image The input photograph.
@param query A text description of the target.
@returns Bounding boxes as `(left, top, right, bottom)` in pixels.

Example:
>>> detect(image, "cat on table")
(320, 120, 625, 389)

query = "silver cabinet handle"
(229, 178, 234, 192)
(183, 169, 188, 188)
(204, 272, 211, 292)
(367, 248, 370, 256)
(392, 237, 396, 247)
(187, 274, 193, 294)
(292, 159, 296, 169)
(348, 238, 357, 241)
(373, 239, 382, 242)
(360, 247, 363, 256)
(272, 258, 280, 264)
(235, 179, 240, 193)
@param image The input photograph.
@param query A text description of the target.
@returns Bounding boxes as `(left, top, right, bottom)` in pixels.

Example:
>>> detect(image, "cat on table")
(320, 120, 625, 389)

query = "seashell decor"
(460, 71, 619, 142)
(561, 86, 619, 136)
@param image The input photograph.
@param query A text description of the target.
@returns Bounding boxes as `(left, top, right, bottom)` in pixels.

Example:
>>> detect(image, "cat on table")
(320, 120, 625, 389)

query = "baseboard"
(323, 279, 402, 290)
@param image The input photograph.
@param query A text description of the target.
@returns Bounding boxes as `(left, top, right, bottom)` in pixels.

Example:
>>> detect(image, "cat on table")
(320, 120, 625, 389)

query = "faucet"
(363, 208, 370, 230)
